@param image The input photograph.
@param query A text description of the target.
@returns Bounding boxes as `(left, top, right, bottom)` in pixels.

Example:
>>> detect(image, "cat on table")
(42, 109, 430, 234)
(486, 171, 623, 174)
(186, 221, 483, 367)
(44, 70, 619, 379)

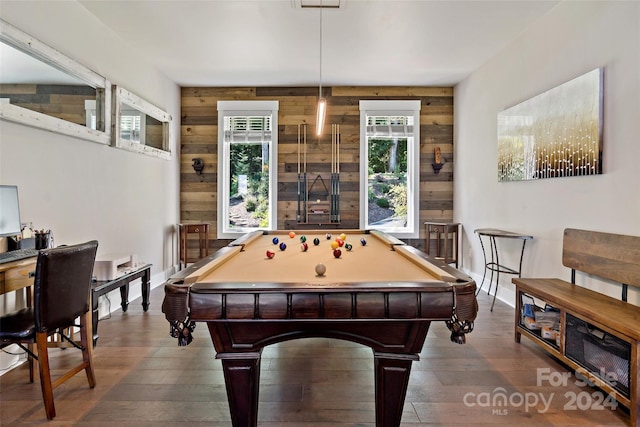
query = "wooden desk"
(474, 228, 533, 311)
(0, 257, 36, 295)
(91, 263, 152, 346)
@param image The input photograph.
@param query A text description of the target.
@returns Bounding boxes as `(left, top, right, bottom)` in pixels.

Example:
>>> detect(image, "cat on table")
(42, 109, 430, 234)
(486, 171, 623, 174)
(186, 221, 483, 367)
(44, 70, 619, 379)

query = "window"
(217, 101, 279, 238)
(359, 100, 421, 239)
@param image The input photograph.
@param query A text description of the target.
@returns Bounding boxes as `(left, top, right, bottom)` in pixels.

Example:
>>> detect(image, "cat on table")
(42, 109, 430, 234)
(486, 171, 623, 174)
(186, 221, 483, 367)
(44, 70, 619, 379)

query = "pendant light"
(316, 1, 326, 136)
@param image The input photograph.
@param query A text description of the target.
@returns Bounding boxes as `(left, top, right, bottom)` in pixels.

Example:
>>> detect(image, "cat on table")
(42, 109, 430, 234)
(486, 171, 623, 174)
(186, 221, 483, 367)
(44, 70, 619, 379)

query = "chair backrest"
(34, 240, 98, 333)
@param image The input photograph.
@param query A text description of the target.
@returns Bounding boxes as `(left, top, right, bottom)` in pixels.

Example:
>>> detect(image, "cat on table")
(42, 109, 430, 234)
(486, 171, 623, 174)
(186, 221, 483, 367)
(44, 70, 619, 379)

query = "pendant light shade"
(316, 1, 325, 136)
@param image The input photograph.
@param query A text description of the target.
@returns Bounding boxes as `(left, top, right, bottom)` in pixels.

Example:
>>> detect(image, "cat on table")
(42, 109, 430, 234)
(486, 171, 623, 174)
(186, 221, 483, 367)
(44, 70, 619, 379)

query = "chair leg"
(27, 342, 35, 383)
(79, 311, 96, 388)
(35, 332, 55, 420)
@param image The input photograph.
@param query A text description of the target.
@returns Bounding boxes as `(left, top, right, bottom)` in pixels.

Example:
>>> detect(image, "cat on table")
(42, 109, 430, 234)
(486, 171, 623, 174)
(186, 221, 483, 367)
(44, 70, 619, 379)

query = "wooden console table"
(474, 228, 533, 311)
(178, 223, 210, 270)
(91, 263, 152, 346)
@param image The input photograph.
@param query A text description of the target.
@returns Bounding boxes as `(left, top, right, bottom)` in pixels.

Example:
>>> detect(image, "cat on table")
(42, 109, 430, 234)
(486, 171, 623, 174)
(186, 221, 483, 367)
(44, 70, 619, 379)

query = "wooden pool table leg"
(219, 351, 262, 427)
(374, 352, 418, 427)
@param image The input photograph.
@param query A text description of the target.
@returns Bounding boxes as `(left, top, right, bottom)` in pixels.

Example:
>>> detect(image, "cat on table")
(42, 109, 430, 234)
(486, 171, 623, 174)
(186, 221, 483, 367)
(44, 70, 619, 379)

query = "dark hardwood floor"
(0, 285, 631, 426)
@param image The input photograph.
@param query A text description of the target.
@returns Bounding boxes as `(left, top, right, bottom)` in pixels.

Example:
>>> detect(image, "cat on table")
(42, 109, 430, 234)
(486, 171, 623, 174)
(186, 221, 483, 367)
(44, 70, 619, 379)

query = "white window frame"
(359, 100, 421, 239)
(217, 100, 279, 239)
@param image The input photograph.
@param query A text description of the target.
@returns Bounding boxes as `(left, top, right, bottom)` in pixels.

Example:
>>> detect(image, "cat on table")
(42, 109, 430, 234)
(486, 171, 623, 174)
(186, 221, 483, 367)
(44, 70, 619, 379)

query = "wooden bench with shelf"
(513, 228, 639, 427)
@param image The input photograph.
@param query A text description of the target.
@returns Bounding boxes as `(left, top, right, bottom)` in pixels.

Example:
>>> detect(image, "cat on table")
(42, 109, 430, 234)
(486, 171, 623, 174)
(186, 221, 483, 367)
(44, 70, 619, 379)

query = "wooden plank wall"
(181, 86, 454, 253)
(0, 84, 96, 126)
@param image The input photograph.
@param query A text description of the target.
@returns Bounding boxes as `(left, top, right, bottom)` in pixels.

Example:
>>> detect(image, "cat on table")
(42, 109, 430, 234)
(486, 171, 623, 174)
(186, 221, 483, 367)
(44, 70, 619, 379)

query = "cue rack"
(296, 123, 340, 225)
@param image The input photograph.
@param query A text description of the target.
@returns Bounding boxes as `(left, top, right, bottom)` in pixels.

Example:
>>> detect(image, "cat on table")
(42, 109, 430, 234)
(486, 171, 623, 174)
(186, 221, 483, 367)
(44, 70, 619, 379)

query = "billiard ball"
(333, 249, 342, 258)
(272, 237, 279, 245)
(345, 243, 353, 251)
(326, 233, 331, 240)
(300, 235, 307, 243)
(301, 242, 308, 252)
(360, 238, 367, 246)
(339, 233, 347, 241)
(266, 250, 275, 259)
(313, 238, 320, 246)
(336, 238, 344, 247)
(315, 263, 326, 276)
(279, 242, 287, 251)
(289, 231, 296, 238)
(330, 241, 339, 250)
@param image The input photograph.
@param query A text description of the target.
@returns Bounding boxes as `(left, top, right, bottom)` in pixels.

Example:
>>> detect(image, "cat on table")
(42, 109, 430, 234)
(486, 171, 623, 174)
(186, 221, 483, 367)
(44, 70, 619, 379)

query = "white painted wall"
(455, 1, 640, 307)
(0, 2, 180, 369)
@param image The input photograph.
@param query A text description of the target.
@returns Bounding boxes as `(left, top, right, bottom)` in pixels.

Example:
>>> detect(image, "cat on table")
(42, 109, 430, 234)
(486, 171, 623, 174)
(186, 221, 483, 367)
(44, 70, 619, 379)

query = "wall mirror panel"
(112, 86, 172, 159)
(0, 19, 110, 144)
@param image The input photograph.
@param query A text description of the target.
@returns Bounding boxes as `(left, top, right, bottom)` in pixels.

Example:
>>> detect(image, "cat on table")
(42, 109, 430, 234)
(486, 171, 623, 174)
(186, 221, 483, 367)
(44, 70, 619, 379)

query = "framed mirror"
(112, 86, 172, 159)
(0, 19, 111, 144)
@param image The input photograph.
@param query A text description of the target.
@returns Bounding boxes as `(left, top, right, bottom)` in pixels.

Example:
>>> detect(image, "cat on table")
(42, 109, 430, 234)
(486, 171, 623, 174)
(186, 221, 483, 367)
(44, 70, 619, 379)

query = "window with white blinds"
(359, 100, 421, 239)
(217, 101, 279, 238)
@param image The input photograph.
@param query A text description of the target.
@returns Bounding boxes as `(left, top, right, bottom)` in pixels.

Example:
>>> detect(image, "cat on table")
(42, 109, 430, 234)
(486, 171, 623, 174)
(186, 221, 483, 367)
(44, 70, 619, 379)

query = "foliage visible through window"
(227, 116, 271, 229)
(360, 101, 420, 238)
(217, 101, 278, 238)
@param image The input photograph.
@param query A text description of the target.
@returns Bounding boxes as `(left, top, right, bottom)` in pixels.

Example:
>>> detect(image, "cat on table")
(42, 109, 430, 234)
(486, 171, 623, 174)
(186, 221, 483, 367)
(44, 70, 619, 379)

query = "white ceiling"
(10, 0, 562, 88)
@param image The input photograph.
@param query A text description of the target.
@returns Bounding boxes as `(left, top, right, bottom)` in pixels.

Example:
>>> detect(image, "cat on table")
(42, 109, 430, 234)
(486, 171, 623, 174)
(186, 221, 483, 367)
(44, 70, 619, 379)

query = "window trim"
(359, 100, 421, 239)
(217, 100, 279, 239)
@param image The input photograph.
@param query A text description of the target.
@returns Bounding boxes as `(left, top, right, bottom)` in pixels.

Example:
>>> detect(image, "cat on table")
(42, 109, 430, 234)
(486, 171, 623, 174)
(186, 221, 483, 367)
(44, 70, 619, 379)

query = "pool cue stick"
(303, 124, 307, 222)
(336, 124, 340, 223)
(331, 124, 336, 222)
(297, 124, 301, 222)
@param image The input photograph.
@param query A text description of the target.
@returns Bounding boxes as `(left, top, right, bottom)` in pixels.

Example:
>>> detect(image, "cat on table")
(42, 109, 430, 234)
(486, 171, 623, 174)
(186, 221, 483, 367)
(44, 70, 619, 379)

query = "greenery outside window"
(359, 100, 421, 239)
(217, 101, 279, 239)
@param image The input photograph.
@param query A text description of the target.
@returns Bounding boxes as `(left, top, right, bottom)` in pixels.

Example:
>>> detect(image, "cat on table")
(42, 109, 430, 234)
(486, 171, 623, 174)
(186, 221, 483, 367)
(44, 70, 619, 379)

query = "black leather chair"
(0, 240, 98, 420)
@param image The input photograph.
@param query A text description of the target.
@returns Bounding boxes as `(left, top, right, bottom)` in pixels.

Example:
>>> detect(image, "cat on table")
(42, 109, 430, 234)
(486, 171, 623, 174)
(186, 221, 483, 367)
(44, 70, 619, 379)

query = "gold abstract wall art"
(497, 68, 603, 182)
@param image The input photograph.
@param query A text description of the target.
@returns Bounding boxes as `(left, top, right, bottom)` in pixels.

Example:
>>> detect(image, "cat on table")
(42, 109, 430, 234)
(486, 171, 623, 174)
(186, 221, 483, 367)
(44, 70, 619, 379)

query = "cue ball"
(313, 237, 320, 246)
(360, 238, 367, 246)
(289, 231, 296, 238)
(326, 233, 332, 240)
(272, 237, 279, 245)
(315, 263, 326, 276)
(279, 242, 287, 251)
(333, 249, 342, 258)
(266, 250, 275, 259)
(301, 242, 308, 252)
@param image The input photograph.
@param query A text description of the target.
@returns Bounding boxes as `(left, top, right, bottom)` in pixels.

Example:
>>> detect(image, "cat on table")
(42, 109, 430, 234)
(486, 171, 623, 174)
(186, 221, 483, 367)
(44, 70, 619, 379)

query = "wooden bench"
(513, 228, 640, 426)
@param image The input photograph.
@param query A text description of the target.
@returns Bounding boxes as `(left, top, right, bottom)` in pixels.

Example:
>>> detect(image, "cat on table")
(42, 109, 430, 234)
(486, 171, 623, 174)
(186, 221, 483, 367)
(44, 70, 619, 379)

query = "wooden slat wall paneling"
(180, 86, 454, 251)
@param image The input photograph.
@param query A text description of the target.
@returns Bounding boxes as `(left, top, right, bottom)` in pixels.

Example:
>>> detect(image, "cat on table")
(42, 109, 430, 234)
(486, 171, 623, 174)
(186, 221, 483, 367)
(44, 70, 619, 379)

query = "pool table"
(163, 230, 477, 427)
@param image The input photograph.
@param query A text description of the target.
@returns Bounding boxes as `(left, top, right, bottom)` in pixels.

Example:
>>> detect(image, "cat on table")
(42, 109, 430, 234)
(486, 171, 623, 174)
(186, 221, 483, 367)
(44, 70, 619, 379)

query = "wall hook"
(192, 158, 204, 175)
(432, 146, 445, 174)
